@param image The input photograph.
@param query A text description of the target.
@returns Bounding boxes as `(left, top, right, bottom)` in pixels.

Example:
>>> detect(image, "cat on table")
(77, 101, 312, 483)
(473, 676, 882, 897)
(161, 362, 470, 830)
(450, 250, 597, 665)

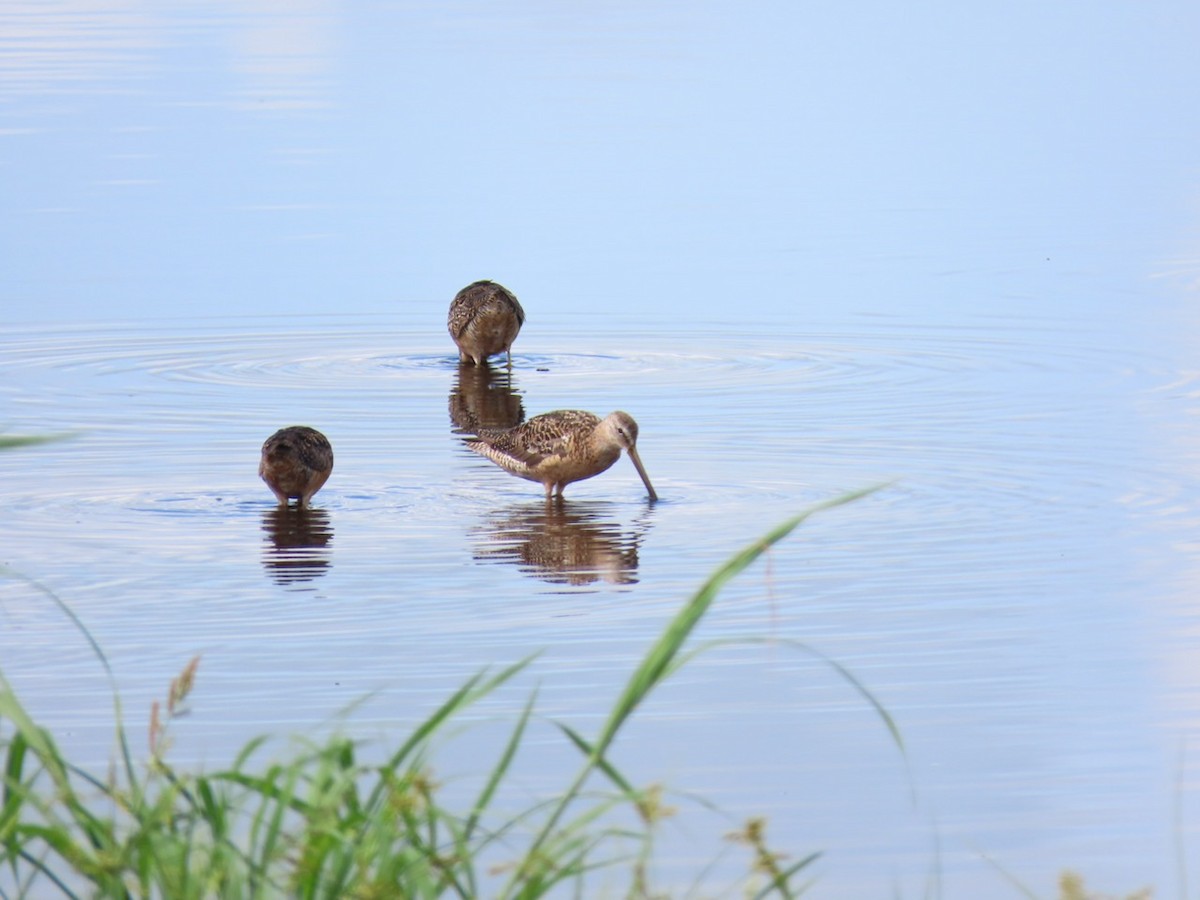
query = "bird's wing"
(471, 421, 572, 468)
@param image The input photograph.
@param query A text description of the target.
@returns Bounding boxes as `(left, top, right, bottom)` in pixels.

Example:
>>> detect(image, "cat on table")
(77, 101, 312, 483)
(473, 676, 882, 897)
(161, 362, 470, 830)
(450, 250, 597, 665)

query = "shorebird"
(447, 280, 525, 366)
(259, 426, 333, 508)
(466, 410, 657, 501)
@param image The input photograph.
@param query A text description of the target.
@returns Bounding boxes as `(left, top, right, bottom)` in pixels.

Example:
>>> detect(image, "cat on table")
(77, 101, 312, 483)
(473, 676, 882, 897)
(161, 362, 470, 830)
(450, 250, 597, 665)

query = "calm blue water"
(3, 3, 1200, 896)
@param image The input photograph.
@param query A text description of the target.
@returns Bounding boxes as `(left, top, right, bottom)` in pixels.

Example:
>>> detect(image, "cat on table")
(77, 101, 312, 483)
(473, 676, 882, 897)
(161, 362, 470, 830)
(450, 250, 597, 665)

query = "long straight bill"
(626, 445, 657, 502)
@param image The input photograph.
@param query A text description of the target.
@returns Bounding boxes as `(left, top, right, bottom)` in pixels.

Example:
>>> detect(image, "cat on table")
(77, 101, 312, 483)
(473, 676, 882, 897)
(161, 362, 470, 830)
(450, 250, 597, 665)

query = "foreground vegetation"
(0, 488, 901, 898)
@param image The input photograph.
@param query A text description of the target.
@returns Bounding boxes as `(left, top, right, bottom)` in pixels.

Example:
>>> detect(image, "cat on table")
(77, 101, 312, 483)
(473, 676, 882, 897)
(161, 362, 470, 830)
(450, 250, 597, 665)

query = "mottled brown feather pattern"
(259, 426, 334, 508)
(466, 410, 656, 501)
(474, 410, 600, 468)
(447, 280, 526, 366)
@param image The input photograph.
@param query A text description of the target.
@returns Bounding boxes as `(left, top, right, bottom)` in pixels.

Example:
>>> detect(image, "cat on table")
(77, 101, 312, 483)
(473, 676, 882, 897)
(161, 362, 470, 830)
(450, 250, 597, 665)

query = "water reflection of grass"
(0, 488, 892, 897)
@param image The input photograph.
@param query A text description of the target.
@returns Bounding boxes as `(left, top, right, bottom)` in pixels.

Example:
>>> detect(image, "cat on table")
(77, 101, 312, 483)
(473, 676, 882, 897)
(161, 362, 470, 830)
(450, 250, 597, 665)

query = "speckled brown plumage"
(447, 280, 525, 366)
(466, 410, 657, 501)
(472, 504, 642, 586)
(259, 426, 334, 508)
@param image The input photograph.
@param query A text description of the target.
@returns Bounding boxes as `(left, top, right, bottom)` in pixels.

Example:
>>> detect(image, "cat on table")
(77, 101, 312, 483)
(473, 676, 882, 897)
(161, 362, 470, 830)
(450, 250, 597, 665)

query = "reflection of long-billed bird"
(448, 360, 524, 434)
(447, 280, 525, 367)
(467, 410, 657, 501)
(259, 426, 333, 508)
(473, 503, 642, 586)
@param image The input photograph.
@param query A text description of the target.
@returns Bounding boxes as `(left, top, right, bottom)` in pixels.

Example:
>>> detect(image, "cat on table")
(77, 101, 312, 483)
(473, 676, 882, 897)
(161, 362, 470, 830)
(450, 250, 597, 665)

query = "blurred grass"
(0, 433, 75, 451)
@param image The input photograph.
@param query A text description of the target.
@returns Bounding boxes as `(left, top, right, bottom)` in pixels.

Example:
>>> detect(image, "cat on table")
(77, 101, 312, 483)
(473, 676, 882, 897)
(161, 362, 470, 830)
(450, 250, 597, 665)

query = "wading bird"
(447, 280, 525, 367)
(259, 426, 333, 508)
(467, 410, 656, 501)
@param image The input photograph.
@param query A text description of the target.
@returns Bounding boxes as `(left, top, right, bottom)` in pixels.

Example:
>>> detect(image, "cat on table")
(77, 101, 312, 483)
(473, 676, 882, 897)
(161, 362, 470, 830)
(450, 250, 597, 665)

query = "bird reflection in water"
(470, 502, 650, 588)
(261, 506, 333, 585)
(448, 359, 524, 434)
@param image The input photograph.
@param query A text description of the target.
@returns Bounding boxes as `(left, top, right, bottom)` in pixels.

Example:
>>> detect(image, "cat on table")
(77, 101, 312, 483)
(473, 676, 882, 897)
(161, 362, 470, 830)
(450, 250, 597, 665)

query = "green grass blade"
(6, 842, 83, 899)
(506, 486, 884, 894)
(0, 677, 73, 798)
(1, 729, 29, 822)
(462, 686, 537, 847)
(0, 570, 139, 799)
(212, 770, 311, 816)
(0, 433, 76, 451)
(554, 723, 635, 796)
(977, 850, 1039, 899)
(599, 484, 885, 753)
(677, 636, 905, 757)
(381, 654, 536, 778)
(749, 851, 822, 900)
(352, 653, 537, 862)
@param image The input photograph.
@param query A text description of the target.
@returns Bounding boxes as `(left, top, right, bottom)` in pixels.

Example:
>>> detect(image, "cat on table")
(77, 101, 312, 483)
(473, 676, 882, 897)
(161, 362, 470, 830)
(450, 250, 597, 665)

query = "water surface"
(3, 2, 1200, 896)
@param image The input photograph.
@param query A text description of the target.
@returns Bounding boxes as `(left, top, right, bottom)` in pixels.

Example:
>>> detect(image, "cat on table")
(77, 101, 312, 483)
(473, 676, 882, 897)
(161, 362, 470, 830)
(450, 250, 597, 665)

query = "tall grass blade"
(601, 484, 884, 753)
(462, 687, 538, 846)
(2, 729, 29, 817)
(749, 851, 822, 900)
(676, 636, 905, 756)
(0, 676, 72, 799)
(555, 723, 635, 796)
(380, 654, 535, 779)
(977, 850, 1038, 899)
(507, 485, 884, 895)
(0, 433, 75, 451)
(0, 571, 138, 799)
(300, 656, 536, 897)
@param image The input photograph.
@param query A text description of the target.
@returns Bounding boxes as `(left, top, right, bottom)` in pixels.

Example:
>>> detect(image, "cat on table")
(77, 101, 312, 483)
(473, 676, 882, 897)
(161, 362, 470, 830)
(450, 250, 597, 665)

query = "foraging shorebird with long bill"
(448, 280, 525, 366)
(467, 410, 657, 501)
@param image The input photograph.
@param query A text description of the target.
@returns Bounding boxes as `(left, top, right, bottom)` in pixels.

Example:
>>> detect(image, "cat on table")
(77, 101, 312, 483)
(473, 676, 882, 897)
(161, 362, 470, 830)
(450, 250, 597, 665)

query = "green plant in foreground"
(0, 434, 75, 451)
(1, 485, 895, 898)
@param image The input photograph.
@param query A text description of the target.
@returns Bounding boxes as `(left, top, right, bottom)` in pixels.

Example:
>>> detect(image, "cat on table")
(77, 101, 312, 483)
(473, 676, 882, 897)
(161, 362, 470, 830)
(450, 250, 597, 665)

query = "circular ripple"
(0, 311, 1177, 530)
(0, 312, 1139, 396)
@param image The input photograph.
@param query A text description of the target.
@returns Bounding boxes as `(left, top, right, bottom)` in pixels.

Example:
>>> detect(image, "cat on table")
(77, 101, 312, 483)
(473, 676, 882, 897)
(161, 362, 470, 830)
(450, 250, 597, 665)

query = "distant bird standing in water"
(447, 280, 525, 367)
(467, 410, 657, 501)
(259, 426, 334, 508)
